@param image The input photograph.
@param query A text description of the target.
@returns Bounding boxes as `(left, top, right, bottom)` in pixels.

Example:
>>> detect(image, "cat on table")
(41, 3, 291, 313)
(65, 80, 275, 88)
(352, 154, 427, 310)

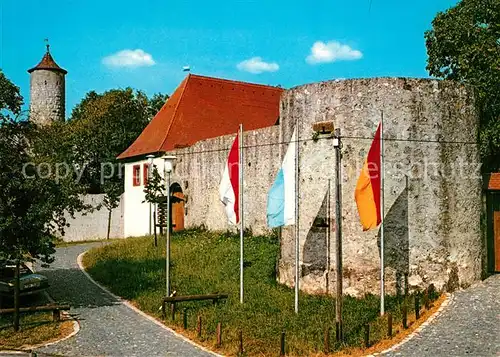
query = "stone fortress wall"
(168, 77, 482, 296)
(61, 77, 482, 296)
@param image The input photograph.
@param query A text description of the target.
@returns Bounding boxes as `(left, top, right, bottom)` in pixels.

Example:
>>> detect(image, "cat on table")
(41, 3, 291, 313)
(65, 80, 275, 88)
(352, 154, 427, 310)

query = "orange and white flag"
(354, 123, 382, 231)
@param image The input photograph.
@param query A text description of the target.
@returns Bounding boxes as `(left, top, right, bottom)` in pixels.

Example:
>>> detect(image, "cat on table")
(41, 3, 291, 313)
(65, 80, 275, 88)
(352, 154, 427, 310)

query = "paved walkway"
(384, 274, 500, 357)
(30, 243, 214, 357)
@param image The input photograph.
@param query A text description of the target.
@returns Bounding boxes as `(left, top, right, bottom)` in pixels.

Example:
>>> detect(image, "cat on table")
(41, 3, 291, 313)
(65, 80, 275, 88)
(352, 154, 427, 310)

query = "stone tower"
(28, 44, 67, 125)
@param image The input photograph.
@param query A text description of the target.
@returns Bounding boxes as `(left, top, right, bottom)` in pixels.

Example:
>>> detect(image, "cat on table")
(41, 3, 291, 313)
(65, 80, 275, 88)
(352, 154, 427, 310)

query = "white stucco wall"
(59, 194, 124, 241)
(123, 157, 165, 237)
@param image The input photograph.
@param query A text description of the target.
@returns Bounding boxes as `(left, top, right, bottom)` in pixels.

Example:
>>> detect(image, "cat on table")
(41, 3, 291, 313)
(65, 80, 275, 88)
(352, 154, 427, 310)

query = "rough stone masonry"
(164, 77, 482, 296)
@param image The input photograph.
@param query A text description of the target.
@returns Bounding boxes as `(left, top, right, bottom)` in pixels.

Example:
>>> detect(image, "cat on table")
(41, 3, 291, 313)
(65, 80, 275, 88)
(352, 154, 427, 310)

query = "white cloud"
(237, 57, 279, 74)
(102, 49, 156, 68)
(306, 41, 362, 64)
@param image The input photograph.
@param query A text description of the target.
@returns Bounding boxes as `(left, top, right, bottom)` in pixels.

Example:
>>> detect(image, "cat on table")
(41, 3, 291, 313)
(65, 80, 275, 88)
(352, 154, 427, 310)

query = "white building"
(117, 74, 283, 237)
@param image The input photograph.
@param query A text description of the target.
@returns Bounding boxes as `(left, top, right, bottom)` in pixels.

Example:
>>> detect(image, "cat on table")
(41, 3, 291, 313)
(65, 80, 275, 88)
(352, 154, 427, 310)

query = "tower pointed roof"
(28, 44, 67, 74)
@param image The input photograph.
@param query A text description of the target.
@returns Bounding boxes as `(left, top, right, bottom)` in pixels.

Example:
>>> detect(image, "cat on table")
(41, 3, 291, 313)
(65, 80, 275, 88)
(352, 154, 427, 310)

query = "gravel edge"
(374, 293, 452, 356)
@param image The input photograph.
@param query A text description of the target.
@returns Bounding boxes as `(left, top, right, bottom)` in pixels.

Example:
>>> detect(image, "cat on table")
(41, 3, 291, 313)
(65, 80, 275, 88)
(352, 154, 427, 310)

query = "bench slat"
(0, 304, 70, 314)
(163, 293, 228, 303)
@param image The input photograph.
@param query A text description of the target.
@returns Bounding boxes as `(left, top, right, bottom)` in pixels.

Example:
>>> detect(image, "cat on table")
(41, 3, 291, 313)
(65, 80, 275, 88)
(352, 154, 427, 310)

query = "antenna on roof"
(182, 66, 191, 72)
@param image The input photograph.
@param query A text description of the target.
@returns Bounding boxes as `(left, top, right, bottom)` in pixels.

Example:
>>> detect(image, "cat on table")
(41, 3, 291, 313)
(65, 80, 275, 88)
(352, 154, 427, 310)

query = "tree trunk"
(13, 260, 20, 332)
(107, 208, 112, 240)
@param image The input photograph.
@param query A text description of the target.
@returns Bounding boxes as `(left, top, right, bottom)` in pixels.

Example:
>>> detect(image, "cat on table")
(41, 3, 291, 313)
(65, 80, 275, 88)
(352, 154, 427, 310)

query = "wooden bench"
(0, 304, 70, 322)
(161, 294, 228, 319)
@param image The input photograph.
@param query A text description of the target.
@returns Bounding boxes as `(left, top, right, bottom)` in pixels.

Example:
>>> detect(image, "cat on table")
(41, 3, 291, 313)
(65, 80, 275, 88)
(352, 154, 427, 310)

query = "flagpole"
(295, 119, 300, 314)
(239, 123, 244, 304)
(334, 128, 343, 339)
(380, 111, 385, 316)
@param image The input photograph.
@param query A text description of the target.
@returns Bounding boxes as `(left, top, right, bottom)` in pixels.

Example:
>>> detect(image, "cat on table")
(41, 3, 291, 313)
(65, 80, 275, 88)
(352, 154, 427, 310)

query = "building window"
(143, 164, 150, 186)
(132, 165, 141, 186)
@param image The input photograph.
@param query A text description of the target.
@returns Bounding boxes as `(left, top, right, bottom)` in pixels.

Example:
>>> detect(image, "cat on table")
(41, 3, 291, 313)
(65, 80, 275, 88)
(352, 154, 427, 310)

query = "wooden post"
(364, 323, 370, 348)
(415, 294, 420, 320)
(183, 308, 187, 329)
(52, 309, 61, 322)
(106, 208, 112, 240)
(402, 305, 408, 329)
(404, 273, 409, 296)
(216, 322, 222, 347)
(324, 326, 330, 354)
(153, 211, 158, 247)
(427, 284, 436, 301)
(13, 261, 20, 332)
(387, 312, 392, 337)
(238, 330, 243, 355)
(161, 301, 166, 319)
(424, 287, 430, 310)
(197, 315, 202, 337)
(171, 303, 176, 321)
(280, 331, 286, 356)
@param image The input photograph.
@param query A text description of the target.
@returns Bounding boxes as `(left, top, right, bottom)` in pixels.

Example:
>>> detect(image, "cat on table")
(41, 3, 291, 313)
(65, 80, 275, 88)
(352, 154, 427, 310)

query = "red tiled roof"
(118, 74, 283, 160)
(489, 173, 500, 190)
(28, 48, 67, 74)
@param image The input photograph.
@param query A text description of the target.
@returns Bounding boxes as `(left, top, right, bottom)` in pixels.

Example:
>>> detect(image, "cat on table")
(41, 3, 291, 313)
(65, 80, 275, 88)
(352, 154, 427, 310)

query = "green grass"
(83, 229, 425, 356)
(54, 238, 122, 247)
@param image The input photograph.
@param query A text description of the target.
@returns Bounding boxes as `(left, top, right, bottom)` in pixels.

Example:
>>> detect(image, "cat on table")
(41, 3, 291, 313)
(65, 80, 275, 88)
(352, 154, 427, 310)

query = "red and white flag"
(219, 133, 240, 225)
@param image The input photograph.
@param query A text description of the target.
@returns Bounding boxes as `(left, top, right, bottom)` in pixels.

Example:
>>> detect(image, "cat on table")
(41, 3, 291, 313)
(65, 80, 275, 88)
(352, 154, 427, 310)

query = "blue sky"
(0, 0, 458, 117)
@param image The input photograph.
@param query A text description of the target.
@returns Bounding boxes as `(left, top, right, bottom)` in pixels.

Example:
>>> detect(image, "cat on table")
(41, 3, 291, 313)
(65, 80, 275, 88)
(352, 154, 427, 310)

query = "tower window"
(44, 80, 47, 85)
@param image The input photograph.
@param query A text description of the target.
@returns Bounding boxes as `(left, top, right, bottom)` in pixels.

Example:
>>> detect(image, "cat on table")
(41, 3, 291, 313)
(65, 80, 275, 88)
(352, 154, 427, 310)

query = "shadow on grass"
(39, 267, 120, 309)
(0, 316, 54, 331)
(84, 258, 167, 302)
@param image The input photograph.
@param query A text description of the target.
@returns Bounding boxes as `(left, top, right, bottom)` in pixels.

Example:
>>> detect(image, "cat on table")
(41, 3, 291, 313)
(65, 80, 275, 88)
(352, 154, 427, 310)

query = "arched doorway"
(170, 183, 185, 232)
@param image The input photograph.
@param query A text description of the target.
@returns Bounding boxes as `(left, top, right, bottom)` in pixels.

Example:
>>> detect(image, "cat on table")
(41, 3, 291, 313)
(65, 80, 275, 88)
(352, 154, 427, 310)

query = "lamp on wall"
(162, 155, 177, 298)
(163, 155, 177, 174)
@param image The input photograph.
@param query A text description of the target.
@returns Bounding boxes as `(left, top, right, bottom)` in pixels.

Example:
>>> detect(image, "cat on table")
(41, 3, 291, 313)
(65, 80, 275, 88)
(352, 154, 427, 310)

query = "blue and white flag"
(267, 128, 296, 227)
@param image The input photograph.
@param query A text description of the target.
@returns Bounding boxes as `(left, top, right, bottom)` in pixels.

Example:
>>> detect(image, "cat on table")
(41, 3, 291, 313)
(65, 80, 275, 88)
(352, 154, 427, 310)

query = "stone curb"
(76, 250, 223, 357)
(0, 311, 80, 355)
(368, 293, 453, 356)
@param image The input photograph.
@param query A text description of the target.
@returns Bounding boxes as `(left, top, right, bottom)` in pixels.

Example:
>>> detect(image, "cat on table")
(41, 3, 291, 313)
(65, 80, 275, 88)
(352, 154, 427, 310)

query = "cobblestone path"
(384, 274, 500, 357)
(32, 243, 215, 357)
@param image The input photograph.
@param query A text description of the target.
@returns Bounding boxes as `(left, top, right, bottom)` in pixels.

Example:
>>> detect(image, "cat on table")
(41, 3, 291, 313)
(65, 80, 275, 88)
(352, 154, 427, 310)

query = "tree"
(0, 71, 83, 328)
(425, 0, 500, 171)
(143, 165, 168, 246)
(0, 70, 24, 122)
(65, 89, 169, 238)
(147, 93, 170, 119)
(0, 70, 84, 262)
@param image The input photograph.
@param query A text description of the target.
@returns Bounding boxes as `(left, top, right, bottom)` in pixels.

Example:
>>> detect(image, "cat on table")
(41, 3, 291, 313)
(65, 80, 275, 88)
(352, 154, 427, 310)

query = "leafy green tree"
(143, 165, 167, 205)
(0, 70, 23, 122)
(0, 71, 83, 263)
(147, 93, 170, 119)
(425, 0, 500, 171)
(64, 88, 168, 237)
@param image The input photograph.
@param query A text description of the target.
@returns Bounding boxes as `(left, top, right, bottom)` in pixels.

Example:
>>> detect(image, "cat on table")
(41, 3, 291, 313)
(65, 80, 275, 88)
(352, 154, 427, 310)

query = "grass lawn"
(0, 312, 73, 349)
(54, 237, 121, 247)
(83, 229, 437, 356)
